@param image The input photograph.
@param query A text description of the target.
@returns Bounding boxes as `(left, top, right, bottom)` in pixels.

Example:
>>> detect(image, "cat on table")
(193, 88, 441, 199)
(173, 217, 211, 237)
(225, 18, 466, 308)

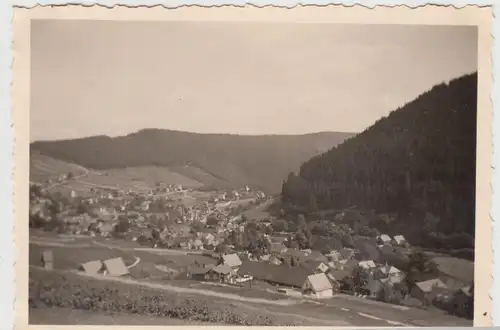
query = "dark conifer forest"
(281, 73, 477, 246)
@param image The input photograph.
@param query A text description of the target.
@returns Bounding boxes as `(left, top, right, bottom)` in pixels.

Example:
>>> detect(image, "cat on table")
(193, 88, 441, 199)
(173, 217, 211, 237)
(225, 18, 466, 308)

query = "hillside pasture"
(105, 166, 204, 188)
(430, 256, 474, 283)
(170, 165, 230, 189)
(30, 153, 87, 183)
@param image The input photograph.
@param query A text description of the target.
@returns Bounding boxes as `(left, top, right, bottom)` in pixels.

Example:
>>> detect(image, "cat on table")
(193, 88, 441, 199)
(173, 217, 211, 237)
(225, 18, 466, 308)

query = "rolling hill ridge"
(31, 130, 355, 193)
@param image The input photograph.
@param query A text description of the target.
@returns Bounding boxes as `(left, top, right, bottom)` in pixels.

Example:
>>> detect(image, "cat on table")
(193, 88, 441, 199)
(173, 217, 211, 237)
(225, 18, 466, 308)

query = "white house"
(377, 234, 392, 245)
(223, 253, 242, 271)
(392, 235, 407, 246)
(359, 260, 377, 270)
(302, 273, 334, 299)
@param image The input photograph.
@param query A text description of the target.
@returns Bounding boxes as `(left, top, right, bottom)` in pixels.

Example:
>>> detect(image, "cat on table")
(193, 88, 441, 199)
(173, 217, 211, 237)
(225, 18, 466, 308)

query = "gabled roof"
(415, 278, 447, 293)
(393, 235, 406, 242)
(223, 253, 242, 268)
(359, 260, 377, 269)
(102, 257, 129, 277)
(378, 234, 392, 242)
(340, 248, 355, 259)
(80, 260, 103, 274)
(212, 264, 233, 275)
(306, 273, 333, 292)
(379, 265, 401, 275)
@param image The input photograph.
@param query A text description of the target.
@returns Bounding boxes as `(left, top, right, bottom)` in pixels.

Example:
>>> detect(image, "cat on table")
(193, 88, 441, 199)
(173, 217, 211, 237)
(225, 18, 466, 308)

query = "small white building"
(392, 235, 407, 246)
(302, 273, 334, 299)
(377, 234, 392, 245)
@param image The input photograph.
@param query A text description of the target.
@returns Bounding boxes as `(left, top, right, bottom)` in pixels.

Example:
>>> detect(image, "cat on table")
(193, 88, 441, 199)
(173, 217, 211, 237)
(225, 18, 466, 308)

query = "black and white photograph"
(15, 4, 492, 328)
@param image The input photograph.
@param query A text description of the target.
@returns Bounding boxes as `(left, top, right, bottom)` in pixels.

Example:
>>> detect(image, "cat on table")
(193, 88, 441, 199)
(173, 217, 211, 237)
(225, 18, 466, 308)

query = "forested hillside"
(31, 130, 354, 193)
(281, 73, 477, 242)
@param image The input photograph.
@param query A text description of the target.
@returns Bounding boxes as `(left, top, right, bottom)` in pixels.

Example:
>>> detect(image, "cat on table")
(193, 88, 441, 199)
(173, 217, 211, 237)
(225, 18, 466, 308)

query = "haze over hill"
(282, 72, 477, 245)
(31, 130, 355, 193)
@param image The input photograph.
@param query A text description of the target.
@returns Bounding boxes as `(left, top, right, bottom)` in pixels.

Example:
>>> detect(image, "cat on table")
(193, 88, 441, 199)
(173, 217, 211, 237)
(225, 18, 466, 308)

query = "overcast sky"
(30, 20, 477, 141)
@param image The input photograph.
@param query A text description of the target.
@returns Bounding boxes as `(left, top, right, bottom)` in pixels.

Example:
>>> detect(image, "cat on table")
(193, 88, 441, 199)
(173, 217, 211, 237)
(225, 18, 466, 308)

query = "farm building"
(238, 260, 310, 289)
(451, 286, 473, 318)
(209, 264, 236, 283)
(222, 253, 242, 270)
(412, 278, 449, 303)
(79, 260, 103, 275)
(41, 250, 54, 270)
(375, 265, 403, 280)
(377, 234, 392, 245)
(392, 235, 407, 246)
(101, 257, 129, 277)
(302, 273, 334, 299)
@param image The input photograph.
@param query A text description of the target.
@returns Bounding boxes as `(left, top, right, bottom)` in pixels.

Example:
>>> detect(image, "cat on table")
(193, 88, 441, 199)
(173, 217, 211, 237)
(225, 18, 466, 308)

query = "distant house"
(187, 265, 215, 281)
(302, 273, 334, 299)
(193, 239, 204, 250)
(412, 278, 448, 303)
(269, 236, 288, 244)
(375, 265, 403, 280)
(358, 260, 377, 270)
(203, 233, 215, 245)
(339, 248, 355, 260)
(392, 235, 407, 246)
(326, 250, 342, 262)
(41, 250, 54, 270)
(209, 264, 235, 283)
(223, 253, 242, 271)
(377, 234, 392, 245)
(270, 243, 287, 254)
(269, 255, 282, 265)
(451, 286, 473, 318)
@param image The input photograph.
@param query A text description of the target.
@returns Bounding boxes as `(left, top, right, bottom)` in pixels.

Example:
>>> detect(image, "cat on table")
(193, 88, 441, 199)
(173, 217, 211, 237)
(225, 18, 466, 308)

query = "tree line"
(281, 73, 478, 246)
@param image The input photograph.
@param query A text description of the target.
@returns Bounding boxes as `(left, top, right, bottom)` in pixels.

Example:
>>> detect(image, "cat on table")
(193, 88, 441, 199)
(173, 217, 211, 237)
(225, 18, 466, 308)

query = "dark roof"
(306, 250, 328, 262)
(328, 269, 352, 282)
(239, 260, 311, 288)
(340, 248, 355, 259)
(354, 238, 385, 263)
(300, 259, 326, 272)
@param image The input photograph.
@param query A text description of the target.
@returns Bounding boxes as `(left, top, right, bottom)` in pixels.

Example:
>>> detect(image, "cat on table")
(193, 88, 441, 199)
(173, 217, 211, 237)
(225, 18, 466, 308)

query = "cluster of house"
(182, 236, 473, 316)
(376, 234, 408, 247)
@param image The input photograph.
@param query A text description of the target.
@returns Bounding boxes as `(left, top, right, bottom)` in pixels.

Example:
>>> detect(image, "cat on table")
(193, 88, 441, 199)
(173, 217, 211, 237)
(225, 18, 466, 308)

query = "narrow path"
(127, 257, 141, 269)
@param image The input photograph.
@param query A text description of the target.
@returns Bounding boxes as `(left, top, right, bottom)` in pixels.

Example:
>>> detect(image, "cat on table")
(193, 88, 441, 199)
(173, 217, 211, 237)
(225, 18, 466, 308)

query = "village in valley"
(27, 18, 480, 327)
(29, 154, 474, 326)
